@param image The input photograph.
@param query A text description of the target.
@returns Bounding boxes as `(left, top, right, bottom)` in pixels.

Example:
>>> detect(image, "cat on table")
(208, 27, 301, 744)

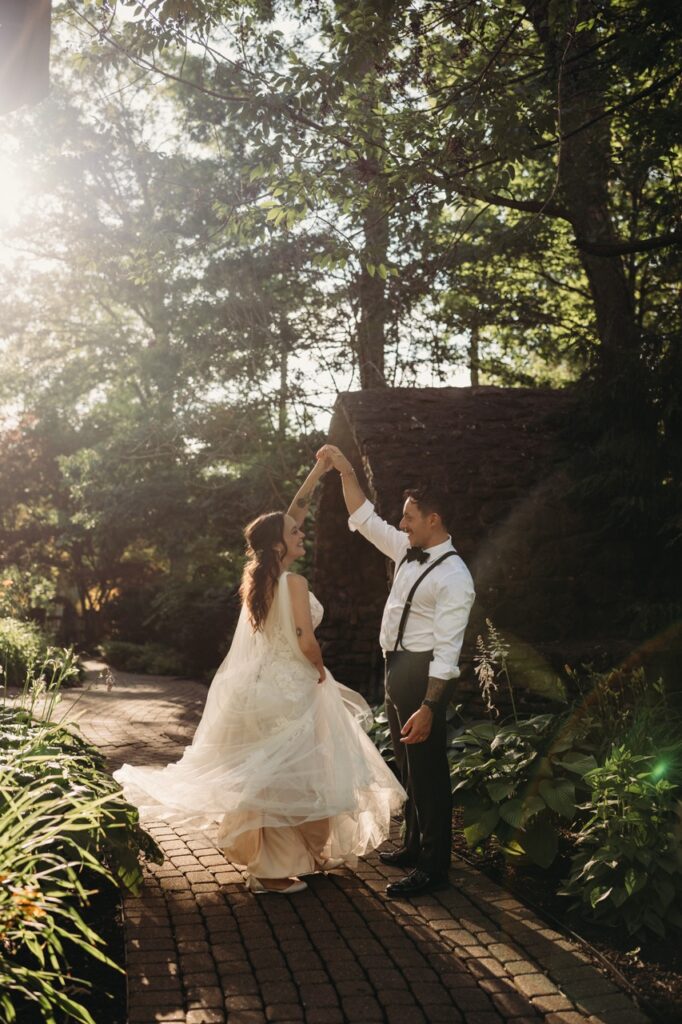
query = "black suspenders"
(393, 550, 458, 652)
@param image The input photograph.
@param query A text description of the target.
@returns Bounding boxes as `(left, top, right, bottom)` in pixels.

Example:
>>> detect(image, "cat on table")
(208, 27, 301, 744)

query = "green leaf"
(468, 722, 497, 741)
(624, 867, 646, 895)
(518, 818, 559, 868)
(538, 778, 576, 819)
(462, 804, 500, 846)
(610, 886, 628, 907)
(554, 751, 598, 776)
(499, 794, 545, 828)
(486, 779, 516, 802)
(590, 885, 607, 909)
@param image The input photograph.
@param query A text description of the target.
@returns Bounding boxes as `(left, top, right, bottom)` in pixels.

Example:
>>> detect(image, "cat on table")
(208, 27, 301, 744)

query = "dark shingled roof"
(331, 385, 574, 561)
(313, 385, 636, 701)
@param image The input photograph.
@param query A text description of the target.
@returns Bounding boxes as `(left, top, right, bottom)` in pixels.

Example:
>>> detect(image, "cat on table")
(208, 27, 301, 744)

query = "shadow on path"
(63, 660, 650, 1024)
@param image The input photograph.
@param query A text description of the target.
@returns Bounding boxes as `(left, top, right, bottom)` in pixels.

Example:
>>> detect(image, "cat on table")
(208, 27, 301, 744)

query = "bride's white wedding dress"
(114, 572, 406, 879)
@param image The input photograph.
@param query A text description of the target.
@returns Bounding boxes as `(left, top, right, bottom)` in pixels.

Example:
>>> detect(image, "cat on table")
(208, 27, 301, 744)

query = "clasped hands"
(316, 444, 352, 475)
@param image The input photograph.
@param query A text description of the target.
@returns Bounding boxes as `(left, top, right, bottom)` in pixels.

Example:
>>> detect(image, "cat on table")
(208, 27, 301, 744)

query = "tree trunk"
(528, 1, 642, 389)
(357, 191, 389, 388)
(469, 323, 480, 386)
(278, 314, 292, 437)
(339, 0, 393, 389)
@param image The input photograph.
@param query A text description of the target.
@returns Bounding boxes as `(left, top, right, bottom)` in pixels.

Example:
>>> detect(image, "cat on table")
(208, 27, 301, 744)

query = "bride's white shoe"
(247, 875, 308, 895)
(321, 857, 345, 870)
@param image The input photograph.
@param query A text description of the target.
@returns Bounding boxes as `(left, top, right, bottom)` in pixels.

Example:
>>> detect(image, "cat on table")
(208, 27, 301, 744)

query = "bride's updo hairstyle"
(240, 511, 286, 631)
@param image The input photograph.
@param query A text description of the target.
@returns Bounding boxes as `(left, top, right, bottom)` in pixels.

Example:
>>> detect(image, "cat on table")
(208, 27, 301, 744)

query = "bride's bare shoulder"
(285, 572, 309, 593)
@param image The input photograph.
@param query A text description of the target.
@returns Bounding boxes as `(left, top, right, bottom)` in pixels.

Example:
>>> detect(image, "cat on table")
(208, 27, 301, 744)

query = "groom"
(318, 445, 475, 898)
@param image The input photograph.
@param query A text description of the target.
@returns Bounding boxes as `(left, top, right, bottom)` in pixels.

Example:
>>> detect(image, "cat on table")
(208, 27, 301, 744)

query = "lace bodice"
(309, 591, 323, 629)
(265, 588, 323, 678)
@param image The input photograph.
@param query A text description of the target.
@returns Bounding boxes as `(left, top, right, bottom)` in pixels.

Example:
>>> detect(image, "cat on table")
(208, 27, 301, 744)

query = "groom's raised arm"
(317, 445, 409, 564)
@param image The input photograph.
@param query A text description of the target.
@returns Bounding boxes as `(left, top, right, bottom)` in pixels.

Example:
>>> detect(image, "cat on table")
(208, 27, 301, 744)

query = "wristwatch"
(421, 698, 439, 712)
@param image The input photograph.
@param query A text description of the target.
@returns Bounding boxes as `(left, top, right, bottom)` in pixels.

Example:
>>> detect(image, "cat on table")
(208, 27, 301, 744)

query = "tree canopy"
(0, 0, 679, 667)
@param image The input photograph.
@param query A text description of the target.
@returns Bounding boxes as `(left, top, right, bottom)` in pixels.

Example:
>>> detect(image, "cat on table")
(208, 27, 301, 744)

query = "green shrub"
(0, 685, 163, 1022)
(446, 618, 589, 867)
(450, 713, 597, 867)
(100, 640, 186, 676)
(0, 566, 57, 621)
(571, 668, 679, 762)
(0, 618, 46, 687)
(560, 746, 682, 939)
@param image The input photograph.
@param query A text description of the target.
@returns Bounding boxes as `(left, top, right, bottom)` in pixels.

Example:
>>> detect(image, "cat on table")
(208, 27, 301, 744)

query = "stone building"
(312, 385, 637, 705)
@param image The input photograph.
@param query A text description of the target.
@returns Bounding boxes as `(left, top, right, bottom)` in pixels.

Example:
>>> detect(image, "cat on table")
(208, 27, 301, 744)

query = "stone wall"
(312, 385, 639, 704)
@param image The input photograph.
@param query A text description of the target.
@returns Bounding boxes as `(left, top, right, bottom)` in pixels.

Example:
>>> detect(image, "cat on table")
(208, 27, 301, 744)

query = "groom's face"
(400, 498, 432, 548)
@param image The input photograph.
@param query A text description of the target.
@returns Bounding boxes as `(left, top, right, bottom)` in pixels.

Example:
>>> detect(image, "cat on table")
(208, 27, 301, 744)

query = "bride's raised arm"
(286, 455, 331, 527)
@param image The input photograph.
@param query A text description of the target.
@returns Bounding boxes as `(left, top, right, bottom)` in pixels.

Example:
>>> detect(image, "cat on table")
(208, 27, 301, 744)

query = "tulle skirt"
(114, 663, 405, 876)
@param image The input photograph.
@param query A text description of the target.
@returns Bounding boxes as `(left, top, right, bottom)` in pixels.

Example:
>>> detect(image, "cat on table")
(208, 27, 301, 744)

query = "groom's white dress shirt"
(349, 499, 475, 681)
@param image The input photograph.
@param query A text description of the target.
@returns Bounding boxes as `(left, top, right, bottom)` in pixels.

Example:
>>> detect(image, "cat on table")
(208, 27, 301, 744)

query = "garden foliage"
(1, 660, 162, 1023)
(370, 623, 682, 940)
(561, 747, 682, 938)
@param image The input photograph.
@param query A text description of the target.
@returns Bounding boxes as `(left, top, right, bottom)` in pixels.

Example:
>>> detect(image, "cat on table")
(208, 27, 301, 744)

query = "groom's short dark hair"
(403, 483, 451, 527)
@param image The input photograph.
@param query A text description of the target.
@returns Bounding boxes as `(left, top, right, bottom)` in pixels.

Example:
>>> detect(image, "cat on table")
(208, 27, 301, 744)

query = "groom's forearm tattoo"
(425, 676, 448, 703)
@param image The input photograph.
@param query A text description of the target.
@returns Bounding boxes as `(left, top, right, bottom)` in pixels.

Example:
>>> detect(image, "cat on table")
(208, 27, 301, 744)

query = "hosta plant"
(451, 713, 597, 868)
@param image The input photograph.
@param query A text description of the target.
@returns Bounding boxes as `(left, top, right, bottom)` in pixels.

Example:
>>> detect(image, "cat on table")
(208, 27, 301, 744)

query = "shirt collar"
(423, 536, 455, 558)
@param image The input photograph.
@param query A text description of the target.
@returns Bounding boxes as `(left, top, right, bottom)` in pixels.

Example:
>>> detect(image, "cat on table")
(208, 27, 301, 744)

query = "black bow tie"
(406, 546, 430, 564)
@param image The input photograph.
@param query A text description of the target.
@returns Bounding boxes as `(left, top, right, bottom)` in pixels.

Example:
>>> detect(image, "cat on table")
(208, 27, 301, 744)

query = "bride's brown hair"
(240, 511, 286, 630)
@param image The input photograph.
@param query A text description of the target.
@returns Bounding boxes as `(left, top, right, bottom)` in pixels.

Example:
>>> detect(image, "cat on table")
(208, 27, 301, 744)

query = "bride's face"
(279, 515, 306, 565)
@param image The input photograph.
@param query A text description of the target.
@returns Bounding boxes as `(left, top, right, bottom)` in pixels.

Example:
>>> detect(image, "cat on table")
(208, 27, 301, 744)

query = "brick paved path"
(61, 661, 651, 1024)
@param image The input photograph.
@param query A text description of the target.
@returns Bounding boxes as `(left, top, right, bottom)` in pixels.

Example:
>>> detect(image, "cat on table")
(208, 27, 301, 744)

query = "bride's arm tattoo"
(287, 461, 328, 524)
(296, 627, 303, 637)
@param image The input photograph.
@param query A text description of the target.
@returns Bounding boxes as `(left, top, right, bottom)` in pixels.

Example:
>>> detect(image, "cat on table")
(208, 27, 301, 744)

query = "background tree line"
(0, 0, 679, 673)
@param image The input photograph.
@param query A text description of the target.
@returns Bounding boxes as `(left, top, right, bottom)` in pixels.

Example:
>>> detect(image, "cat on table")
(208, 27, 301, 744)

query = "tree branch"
(454, 182, 570, 220)
(576, 231, 682, 256)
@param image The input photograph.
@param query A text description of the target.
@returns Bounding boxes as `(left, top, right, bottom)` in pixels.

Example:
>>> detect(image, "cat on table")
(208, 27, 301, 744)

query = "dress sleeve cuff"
(428, 659, 459, 682)
(348, 498, 375, 533)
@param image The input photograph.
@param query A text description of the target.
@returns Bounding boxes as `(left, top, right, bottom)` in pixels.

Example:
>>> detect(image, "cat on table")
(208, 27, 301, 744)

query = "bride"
(114, 456, 406, 894)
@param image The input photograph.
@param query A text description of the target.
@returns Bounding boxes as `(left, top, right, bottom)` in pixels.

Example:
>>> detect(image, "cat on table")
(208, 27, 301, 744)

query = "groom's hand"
(400, 706, 433, 744)
(316, 444, 353, 475)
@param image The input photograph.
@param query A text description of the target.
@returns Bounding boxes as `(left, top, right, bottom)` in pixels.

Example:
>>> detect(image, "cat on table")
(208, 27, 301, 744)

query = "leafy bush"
(0, 781, 121, 1024)
(0, 619, 83, 691)
(448, 618, 587, 867)
(0, 566, 57, 622)
(0, 618, 46, 687)
(561, 746, 682, 939)
(0, 679, 163, 1022)
(451, 714, 596, 867)
(100, 639, 187, 676)
(104, 570, 239, 675)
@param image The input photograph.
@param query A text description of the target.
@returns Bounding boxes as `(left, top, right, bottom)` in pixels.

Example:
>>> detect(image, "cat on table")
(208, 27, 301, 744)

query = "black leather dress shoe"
(385, 869, 450, 899)
(379, 848, 415, 868)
